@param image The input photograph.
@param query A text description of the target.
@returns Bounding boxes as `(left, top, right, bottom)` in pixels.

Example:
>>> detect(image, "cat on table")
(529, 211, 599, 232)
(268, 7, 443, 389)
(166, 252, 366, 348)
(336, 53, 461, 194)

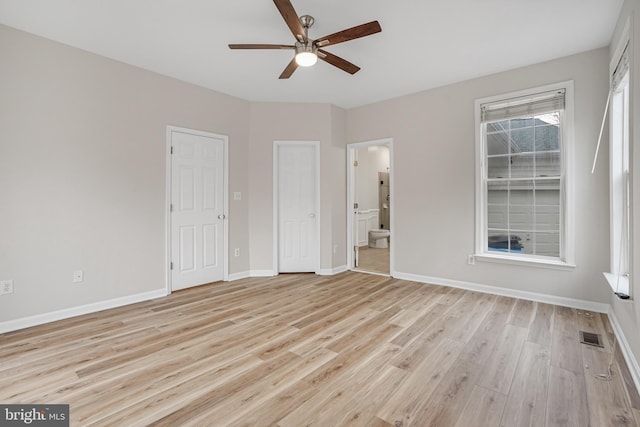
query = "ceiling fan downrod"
(299, 14, 314, 35)
(295, 14, 317, 65)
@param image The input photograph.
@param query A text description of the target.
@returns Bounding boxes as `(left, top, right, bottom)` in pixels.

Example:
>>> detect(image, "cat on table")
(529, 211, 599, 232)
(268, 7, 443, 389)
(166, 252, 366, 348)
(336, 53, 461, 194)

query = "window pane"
(532, 232, 560, 257)
(520, 234, 534, 255)
(488, 157, 509, 178)
(535, 205, 560, 232)
(487, 182, 508, 229)
(510, 117, 535, 129)
(510, 153, 534, 178)
(487, 120, 509, 132)
(535, 124, 560, 151)
(535, 152, 560, 177)
(536, 112, 560, 126)
(535, 178, 560, 192)
(511, 127, 534, 152)
(487, 131, 509, 155)
(535, 183, 560, 241)
(509, 181, 534, 234)
(488, 230, 523, 253)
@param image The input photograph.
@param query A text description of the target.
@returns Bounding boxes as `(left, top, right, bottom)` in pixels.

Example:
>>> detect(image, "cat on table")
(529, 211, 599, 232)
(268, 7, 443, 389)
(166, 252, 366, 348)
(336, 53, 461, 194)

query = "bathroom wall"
(355, 145, 390, 211)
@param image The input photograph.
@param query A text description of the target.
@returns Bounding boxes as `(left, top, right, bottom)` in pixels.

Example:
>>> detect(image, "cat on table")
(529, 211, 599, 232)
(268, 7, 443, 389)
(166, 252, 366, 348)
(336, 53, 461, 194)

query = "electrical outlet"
(0, 280, 13, 295)
(73, 270, 84, 283)
(467, 255, 475, 265)
(234, 192, 242, 201)
(333, 244, 338, 254)
(234, 248, 240, 257)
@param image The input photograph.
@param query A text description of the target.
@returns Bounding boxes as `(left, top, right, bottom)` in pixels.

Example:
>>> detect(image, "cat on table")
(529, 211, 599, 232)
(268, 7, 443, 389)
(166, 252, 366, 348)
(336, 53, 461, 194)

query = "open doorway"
(347, 138, 393, 276)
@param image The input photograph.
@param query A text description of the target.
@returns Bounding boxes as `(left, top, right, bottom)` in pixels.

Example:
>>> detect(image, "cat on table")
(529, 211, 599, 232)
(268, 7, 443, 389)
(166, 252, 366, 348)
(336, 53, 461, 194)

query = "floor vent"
(579, 331, 604, 348)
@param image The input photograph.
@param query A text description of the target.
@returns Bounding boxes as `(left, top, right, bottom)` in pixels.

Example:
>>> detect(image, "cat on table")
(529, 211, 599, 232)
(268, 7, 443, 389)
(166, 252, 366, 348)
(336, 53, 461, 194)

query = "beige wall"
(0, 24, 250, 321)
(610, 0, 640, 382)
(347, 48, 611, 303)
(330, 105, 348, 269)
(247, 102, 347, 273)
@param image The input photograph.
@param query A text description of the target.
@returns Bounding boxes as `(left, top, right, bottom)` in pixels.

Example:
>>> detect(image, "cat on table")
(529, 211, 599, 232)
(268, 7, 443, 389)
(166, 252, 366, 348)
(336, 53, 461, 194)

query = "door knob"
(218, 214, 226, 220)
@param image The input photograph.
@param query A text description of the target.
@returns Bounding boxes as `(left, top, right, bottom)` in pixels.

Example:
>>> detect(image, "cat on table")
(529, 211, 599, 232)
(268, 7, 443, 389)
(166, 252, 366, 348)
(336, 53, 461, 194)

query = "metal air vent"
(579, 331, 604, 348)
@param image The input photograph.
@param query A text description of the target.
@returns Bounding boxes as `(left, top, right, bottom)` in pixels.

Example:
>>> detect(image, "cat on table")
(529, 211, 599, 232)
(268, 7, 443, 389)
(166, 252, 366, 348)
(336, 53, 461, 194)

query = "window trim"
(606, 23, 632, 297)
(474, 81, 575, 268)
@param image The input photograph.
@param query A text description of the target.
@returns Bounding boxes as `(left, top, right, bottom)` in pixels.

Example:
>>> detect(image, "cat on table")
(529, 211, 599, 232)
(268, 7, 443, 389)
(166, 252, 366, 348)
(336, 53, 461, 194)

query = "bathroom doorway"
(347, 138, 393, 276)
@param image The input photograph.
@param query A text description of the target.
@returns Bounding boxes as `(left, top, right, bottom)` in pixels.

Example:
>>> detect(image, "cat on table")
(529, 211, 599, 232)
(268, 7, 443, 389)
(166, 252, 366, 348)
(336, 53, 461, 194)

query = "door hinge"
(170, 262, 174, 270)
(353, 160, 358, 167)
(170, 146, 174, 155)
(170, 203, 173, 212)
(354, 202, 359, 209)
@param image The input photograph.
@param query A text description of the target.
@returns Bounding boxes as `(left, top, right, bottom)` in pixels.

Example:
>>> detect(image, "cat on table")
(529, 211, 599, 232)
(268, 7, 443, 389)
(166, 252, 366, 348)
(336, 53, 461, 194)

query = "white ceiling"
(0, 0, 624, 108)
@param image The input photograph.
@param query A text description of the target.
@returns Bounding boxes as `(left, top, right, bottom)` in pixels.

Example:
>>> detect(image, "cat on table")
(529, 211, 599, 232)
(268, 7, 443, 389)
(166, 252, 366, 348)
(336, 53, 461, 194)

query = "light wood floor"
(356, 246, 390, 275)
(1, 272, 639, 426)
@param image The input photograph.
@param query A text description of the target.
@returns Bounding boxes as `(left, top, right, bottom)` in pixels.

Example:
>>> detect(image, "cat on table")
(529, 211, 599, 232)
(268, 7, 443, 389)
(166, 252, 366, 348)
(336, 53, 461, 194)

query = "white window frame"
(605, 28, 632, 297)
(474, 81, 575, 269)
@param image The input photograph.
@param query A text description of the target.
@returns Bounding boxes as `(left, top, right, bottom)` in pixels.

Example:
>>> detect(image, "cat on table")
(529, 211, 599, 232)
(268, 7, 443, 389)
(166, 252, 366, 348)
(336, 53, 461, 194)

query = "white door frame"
(346, 138, 394, 275)
(165, 125, 229, 294)
(273, 140, 321, 275)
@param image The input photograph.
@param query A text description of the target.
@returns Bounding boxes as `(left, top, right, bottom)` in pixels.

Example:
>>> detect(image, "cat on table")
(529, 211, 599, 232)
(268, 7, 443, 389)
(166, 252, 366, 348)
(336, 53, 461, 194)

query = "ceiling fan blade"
(273, 0, 306, 42)
(315, 21, 381, 48)
(229, 44, 294, 50)
(279, 57, 299, 79)
(317, 49, 360, 75)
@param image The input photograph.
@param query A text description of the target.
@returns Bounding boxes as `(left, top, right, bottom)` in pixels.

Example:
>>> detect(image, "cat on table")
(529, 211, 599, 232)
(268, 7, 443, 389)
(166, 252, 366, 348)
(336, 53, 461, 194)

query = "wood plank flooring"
(1, 272, 639, 426)
(356, 246, 390, 275)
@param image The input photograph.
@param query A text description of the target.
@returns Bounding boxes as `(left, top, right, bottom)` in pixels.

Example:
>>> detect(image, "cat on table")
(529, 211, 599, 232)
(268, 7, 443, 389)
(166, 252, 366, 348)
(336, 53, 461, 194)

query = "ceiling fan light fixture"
(295, 43, 317, 67)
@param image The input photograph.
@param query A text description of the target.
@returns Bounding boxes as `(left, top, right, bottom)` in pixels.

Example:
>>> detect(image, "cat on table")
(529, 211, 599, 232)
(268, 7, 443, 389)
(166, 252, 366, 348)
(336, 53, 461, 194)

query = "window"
(475, 82, 574, 267)
(606, 41, 631, 296)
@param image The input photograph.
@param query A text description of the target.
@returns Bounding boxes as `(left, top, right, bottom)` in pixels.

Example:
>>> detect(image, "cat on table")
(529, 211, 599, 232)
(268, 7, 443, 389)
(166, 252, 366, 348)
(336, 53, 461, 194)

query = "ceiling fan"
(228, 0, 382, 79)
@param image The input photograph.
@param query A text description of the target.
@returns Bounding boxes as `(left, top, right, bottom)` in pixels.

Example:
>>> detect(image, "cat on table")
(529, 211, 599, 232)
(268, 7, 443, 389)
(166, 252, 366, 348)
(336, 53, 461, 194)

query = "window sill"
(603, 272, 631, 299)
(474, 253, 576, 271)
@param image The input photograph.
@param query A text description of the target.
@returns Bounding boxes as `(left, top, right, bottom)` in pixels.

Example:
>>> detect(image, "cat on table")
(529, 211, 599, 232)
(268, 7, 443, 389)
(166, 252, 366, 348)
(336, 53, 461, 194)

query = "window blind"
(480, 89, 566, 123)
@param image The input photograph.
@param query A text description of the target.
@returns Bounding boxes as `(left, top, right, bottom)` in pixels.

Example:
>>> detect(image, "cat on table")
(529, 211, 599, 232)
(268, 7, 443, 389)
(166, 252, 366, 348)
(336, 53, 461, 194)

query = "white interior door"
(171, 129, 225, 290)
(277, 142, 318, 273)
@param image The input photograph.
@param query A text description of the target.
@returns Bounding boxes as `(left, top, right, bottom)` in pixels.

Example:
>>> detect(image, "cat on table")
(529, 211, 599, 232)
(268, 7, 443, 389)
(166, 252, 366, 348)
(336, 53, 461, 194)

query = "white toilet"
(368, 229, 390, 248)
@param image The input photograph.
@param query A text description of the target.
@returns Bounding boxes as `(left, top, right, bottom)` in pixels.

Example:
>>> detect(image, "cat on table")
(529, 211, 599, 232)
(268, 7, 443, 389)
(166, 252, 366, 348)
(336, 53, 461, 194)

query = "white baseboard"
(317, 265, 349, 276)
(227, 271, 251, 281)
(249, 269, 277, 277)
(607, 309, 640, 395)
(352, 268, 390, 277)
(229, 267, 350, 279)
(392, 271, 610, 313)
(230, 268, 349, 280)
(0, 288, 167, 334)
